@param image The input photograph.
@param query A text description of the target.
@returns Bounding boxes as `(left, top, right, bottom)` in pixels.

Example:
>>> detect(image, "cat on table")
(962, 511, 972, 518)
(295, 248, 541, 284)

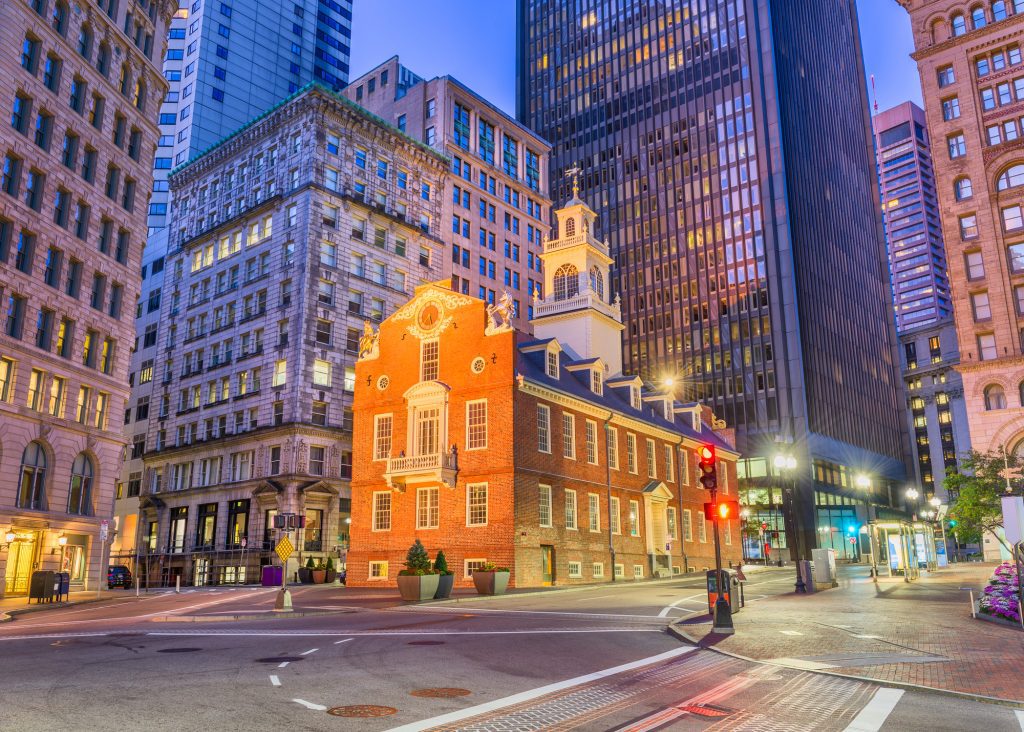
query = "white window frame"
(585, 420, 598, 464)
(373, 413, 393, 461)
(698, 510, 707, 543)
(646, 438, 657, 479)
(629, 499, 640, 537)
(539, 484, 552, 527)
(546, 349, 558, 378)
(679, 448, 689, 485)
(633, 564, 644, 579)
(368, 560, 388, 580)
(607, 426, 619, 470)
(667, 507, 678, 540)
(614, 563, 624, 578)
(464, 558, 487, 578)
(565, 489, 578, 530)
(372, 491, 392, 532)
(664, 444, 674, 482)
(610, 496, 621, 534)
(626, 433, 638, 473)
(592, 562, 605, 578)
(562, 412, 576, 459)
(416, 486, 439, 530)
(567, 561, 582, 579)
(724, 519, 732, 545)
(466, 399, 488, 450)
(683, 509, 693, 541)
(467, 482, 488, 527)
(537, 404, 551, 453)
(588, 493, 600, 532)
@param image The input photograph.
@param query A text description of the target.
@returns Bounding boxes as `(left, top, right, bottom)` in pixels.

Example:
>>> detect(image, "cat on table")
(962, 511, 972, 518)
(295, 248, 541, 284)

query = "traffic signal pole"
(710, 485, 734, 634)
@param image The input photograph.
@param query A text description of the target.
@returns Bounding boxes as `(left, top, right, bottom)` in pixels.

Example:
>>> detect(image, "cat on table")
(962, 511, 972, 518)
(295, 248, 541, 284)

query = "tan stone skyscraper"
(899, 1, 1024, 456)
(0, 0, 174, 597)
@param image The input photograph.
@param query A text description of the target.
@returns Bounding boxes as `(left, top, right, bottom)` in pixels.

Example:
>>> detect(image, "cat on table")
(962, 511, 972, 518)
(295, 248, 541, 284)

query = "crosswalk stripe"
(844, 688, 904, 732)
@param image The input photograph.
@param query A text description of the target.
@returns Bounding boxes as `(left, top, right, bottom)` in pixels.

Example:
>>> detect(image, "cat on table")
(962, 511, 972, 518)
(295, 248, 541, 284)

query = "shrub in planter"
(325, 556, 337, 583)
(433, 550, 454, 599)
(397, 539, 438, 601)
(311, 559, 327, 584)
(298, 556, 315, 584)
(472, 561, 510, 596)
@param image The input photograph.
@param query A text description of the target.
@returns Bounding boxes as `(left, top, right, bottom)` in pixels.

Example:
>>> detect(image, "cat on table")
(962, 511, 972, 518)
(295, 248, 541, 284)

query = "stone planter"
(312, 570, 327, 584)
(297, 568, 314, 584)
(397, 573, 439, 602)
(974, 600, 1023, 630)
(472, 570, 510, 596)
(325, 569, 337, 584)
(434, 574, 454, 599)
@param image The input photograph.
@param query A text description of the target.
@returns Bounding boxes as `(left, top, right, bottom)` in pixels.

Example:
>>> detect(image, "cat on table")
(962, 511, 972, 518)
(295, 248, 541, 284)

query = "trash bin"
(261, 565, 283, 587)
(706, 569, 732, 614)
(29, 571, 56, 603)
(55, 572, 70, 602)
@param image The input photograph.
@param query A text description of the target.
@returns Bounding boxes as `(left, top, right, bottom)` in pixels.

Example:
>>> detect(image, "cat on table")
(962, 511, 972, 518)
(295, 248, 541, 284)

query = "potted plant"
(472, 561, 510, 595)
(311, 559, 327, 584)
(396, 539, 439, 602)
(324, 557, 338, 584)
(433, 550, 454, 599)
(298, 557, 314, 584)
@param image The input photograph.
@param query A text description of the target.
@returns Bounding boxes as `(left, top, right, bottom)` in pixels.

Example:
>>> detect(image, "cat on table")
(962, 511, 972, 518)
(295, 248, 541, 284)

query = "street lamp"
(855, 474, 878, 576)
(905, 487, 919, 502)
(773, 454, 804, 592)
(57, 533, 68, 572)
(929, 496, 941, 508)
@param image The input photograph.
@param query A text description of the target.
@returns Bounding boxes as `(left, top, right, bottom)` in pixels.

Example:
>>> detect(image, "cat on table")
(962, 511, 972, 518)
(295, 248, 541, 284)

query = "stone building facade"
(0, 0, 173, 597)
(135, 84, 446, 586)
(345, 57, 551, 331)
(347, 194, 741, 589)
(899, 1, 1024, 458)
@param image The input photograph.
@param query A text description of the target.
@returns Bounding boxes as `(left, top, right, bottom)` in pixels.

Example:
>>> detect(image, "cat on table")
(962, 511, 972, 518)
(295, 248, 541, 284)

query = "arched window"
(96, 42, 111, 78)
(77, 25, 93, 60)
(971, 6, 987, 27)
(589, 266, 604, 299)
(993, 1, 1008, 21)
(119, 63, 131, 96)
(51, 0, 69, 36)
(952, 13, 968, 35)
(998, 164, 1024, 190)
(985, 384, 1007, 410)
(553, 264, 579, 301)
(955, 177, 973, 200)
(565, 217, 576, 237)
(18, 442, 47, 510)
(68, 453, 94, 516)
(134, 78, 147, 112)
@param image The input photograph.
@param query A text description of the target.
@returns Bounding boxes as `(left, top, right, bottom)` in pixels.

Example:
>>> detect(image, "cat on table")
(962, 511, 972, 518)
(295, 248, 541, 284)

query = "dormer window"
(546, 349, 559, 378)
(591, 368, 603, 395)
(630, 386, 641, 410)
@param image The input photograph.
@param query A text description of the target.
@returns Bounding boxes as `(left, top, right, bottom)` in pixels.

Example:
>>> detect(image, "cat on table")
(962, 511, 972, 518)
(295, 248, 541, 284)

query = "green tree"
(404, 538, 431, 573)
(945, 449, 1021, 551)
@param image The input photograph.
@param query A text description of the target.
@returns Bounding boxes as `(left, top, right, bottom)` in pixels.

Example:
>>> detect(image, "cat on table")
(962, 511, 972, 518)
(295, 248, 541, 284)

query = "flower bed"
(978, 561, 1021, 624)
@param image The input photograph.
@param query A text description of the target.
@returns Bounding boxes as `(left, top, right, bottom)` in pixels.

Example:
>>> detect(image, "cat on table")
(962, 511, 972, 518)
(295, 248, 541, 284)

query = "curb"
(149, 608, 358, 623)
(0, 594, 138, 623)
(666, 622, 1024, 709)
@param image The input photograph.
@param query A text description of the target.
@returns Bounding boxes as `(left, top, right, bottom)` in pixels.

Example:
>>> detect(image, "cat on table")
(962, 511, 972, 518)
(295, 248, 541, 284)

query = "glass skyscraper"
(517, 0, 911, 557)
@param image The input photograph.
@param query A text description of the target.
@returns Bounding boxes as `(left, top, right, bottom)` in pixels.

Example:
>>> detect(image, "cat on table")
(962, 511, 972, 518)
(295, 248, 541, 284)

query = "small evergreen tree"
(305, 556, 315, 569)
(404, 538, 431, 574)
(326, 557, 335, 571)
(434, 550, 451, 576)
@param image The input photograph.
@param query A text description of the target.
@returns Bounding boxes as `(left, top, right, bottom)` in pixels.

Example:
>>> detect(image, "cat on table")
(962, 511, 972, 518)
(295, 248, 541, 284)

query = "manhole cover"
(680, 704, 732, 718)
(326, 705, 398, 718)
(157, 647, 201, 653)
(410, 688, 471, 698)
(407, 640, 445, 646)
(256, 656, 304, 663)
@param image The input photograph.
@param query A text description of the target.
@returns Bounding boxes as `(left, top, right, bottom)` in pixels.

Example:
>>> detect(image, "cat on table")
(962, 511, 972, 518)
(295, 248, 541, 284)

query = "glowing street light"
(929, 496, 942, 508)
(855, 474, 871, 490)
(773, 454, 796, 471)
(905, 487, 919, 501)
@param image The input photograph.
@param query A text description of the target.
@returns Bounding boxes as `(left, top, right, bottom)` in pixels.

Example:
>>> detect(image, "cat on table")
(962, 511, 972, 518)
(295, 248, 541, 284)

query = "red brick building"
(348, 194, 741, 588)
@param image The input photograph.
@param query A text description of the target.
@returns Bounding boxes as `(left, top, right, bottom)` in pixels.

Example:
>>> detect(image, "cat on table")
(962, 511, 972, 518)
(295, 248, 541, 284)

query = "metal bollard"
(175, 575, 180, 594)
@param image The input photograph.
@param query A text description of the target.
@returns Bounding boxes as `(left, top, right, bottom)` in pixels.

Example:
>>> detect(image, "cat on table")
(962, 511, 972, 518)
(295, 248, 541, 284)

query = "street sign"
(848, 536, 857, 545)
(275, 535, 294, 563)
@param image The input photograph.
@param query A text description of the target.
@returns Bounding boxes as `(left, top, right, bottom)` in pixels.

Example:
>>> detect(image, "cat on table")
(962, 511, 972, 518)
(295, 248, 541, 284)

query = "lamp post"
(57, 533, 68, 572)
(774, 454, 804, 592)
(856, 474, 877, 577)
(928, 496, 948, 564)
(740, 509, 751, 563)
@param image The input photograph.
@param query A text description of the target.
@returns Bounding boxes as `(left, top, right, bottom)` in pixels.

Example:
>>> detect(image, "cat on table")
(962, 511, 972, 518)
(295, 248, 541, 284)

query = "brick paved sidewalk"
(677, 563, 1024, 702)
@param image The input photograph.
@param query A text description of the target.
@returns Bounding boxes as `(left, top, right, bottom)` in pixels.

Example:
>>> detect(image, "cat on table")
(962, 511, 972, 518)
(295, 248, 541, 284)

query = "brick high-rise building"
(0, 0, 174, 597)
(133, 84, 446, 586)
(348, 193, 740, 588)
(345, 57, 551, 332)
(874, 102, 953, 333)
(517, 0, 912, 558)
(899, 1, 1024, 460)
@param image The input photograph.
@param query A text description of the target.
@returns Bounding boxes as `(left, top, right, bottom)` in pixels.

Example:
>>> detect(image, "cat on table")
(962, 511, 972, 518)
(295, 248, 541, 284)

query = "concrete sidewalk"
(677, 563, 1024, 703)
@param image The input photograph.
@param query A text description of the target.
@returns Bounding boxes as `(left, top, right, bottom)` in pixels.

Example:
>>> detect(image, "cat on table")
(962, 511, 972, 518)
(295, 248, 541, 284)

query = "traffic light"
(698, 443, 717, 490)
(704, 500, 740, 521)
(948, 519, 958, 528)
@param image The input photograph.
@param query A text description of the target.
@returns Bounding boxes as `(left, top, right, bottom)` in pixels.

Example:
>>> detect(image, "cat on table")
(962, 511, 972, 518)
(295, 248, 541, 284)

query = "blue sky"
(349, 0, 922, 118)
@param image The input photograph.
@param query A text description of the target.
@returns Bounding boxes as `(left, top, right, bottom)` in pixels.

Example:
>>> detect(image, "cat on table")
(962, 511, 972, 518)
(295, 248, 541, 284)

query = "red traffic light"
(699, 444, 715, 462)
(704, 500, 740, 521)
(698, 443, 717, 490)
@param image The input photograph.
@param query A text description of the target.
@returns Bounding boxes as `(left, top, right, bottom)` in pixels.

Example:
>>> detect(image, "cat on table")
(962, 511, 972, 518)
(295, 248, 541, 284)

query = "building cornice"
(911, 16, 1024, 62)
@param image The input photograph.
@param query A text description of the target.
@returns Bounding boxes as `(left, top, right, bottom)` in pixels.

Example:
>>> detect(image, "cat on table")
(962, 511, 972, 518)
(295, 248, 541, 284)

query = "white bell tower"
(531, 168, 624, 376)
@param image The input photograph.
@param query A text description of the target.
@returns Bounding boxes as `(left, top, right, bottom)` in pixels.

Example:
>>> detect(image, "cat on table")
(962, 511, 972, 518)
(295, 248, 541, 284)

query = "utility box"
(797, 560, 816, 593)
(706, 569, 731, 614)
(811, 548, 838, 588)
(261, 565, 283, 587)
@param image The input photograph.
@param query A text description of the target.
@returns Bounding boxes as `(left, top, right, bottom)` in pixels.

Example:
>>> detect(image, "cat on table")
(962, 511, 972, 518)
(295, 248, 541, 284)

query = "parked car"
(107, 565, 132, 589)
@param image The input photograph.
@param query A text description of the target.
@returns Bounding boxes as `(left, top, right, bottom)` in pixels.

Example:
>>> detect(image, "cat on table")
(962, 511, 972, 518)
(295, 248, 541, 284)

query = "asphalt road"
(0, 569, 1019, 731)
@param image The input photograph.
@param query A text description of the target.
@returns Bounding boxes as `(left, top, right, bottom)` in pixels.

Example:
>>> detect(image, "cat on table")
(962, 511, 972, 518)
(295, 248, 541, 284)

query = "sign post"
(274, 534, 294, 612)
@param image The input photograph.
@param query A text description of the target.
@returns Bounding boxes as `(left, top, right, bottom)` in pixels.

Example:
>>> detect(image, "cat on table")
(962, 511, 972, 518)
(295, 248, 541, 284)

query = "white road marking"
(334, 638, 353, 645)
(843, 688, 905, 732)
(780, 630, 803, 636)
(292, 699, 327, 711)
(400, 605, 667, 621)
(139, 589, 271, 618)
(1016, 710, 1024, 731)
(269, 675, 281, 687)
(617, 674, 760, 732)
(148, 628, 665, 637)
(658, 592, 710, 618)
(0, 631, 115, 641)
(384, 646, 696, 732)
(301, 648, 318, 655)
(278, 662, 289, 668)
(855, 634, 881, 639)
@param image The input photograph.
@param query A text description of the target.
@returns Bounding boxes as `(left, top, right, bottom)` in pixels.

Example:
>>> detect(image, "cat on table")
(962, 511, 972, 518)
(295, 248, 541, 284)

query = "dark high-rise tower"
(517, 0, 912, 557)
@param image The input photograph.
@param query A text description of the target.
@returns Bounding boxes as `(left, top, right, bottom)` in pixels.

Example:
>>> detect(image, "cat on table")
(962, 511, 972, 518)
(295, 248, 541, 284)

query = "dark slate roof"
(515, 346, 735, 451)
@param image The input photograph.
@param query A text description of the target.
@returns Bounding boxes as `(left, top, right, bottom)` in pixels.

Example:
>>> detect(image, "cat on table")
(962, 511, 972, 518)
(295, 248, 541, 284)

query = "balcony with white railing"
(544, 233, 610, 256)
(534, 286, 621, 321)
(383, 450, 459, 490)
